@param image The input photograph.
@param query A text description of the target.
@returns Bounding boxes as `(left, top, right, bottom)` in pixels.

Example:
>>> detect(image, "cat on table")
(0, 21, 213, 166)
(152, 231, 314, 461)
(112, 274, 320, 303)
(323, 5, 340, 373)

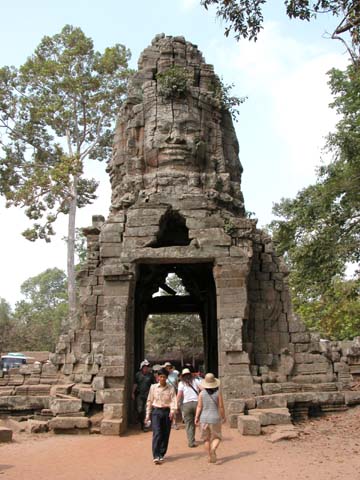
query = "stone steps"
(238, 407, 292, 435)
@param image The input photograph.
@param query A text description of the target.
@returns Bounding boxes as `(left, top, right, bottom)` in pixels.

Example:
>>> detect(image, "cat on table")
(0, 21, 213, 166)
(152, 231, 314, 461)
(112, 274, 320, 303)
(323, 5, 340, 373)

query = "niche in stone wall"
(149, 210, 190, 248)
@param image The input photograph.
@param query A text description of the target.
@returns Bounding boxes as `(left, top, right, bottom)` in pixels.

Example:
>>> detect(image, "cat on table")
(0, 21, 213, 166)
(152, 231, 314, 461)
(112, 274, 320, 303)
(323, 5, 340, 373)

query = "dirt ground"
(1, 405, 360, 480)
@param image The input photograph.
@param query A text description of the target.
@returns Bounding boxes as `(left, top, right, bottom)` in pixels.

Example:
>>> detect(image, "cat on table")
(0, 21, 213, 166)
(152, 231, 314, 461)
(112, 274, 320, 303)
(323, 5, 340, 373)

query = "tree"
(12, 268, 68, 351)
(146, 313, 204, 365)
(269, 62, 360, 338)
(0, 298, 13, 353)
(0, 25, 131, 323)
(201, 0, 360, 60)
(145, 274, 204, 365)
(295, 277, 360, 339)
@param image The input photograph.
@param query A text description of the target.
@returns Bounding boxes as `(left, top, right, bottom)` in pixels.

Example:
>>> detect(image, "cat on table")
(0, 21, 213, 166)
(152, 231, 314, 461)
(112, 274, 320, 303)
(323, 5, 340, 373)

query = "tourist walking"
(177, 367, 201, 447)
(132, 359, 155, 431)
(164, 361, 179, 429)
(145, 367, 177, 465)
(195, 373, 226, 464)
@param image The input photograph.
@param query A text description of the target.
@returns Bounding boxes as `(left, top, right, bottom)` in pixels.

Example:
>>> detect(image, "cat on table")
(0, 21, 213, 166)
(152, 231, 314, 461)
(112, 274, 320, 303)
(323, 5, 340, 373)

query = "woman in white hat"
(177, 367, 202, 447)
(195, 373, 226, 463)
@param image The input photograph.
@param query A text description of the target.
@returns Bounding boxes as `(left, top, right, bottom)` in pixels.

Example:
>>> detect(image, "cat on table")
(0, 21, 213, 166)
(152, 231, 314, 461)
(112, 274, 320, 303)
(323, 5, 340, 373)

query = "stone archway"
(132, 262, 218, 376)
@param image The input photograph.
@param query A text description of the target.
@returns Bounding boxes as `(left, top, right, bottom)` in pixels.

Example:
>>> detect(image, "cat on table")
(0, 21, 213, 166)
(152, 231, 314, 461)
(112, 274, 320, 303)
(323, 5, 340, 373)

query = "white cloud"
(179, 0, 198, 11)
(208, 21, 348, 219)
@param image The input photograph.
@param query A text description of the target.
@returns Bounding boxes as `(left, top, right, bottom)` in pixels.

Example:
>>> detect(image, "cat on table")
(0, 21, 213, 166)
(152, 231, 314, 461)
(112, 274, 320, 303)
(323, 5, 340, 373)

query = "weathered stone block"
(295, 363, 330, 375)
(92, 376, 105, 391)
(26, 419, 48, 433)
(291, 332, 310, 344)
(100, 419, 123, 435)
(256, 394, 287, 409)
(78, 388, 95, 403)
(345, 391, 360, 405)
(226, 400, 246, 415)
(237, 415, 261, 435)
(49, 398, 82, 415)
(248, 408, 291, 426)
(0, 395, 49, 411)
(97, 388, 123, 404)
(49, 416, 89, 431)
(100, 244, 122, 258)
(0, 427, 13, 442)
(103, 403, 124, 420)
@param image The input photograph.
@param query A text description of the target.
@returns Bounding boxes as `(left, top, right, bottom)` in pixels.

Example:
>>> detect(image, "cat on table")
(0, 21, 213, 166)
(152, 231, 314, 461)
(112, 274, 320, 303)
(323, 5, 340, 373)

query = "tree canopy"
(145, 274, 204, 365)
(0, 268, 68, 352)
(0, 25, 132, 321)
(269, 62, 360, 339)
(201, 1, 360, 59)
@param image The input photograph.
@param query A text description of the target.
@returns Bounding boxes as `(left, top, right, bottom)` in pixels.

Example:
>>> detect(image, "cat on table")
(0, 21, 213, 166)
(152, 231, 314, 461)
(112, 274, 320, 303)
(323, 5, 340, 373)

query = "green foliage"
(145, 274, 203, 362)
(0, 298, 13, 353)
(156, 66, 190, 99)
(296, 278, 360, 340)
(10, 268, 68, 351)
(201, 1, 360, 59)
(270, 63, 360, 339)
(63, 227, 87, 267)
(0, 24, 131, 242)
(146, 313, 203, 361)
(213, 78, 247, 121)
(223, 217, 236, 235)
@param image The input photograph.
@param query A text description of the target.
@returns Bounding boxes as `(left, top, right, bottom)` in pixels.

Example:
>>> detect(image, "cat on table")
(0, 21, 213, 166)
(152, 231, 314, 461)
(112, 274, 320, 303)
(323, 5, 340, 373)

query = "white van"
(0, 352, 27, 373)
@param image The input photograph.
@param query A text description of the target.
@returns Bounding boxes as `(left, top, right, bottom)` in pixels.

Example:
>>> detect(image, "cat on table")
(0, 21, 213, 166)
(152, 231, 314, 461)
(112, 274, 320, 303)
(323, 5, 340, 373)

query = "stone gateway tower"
(2, 35, 358, 435)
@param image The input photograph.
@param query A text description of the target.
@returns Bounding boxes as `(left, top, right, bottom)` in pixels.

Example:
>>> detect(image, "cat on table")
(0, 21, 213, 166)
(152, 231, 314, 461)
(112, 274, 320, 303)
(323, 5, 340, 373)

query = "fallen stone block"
(267, 425, 299, 442)
(100, 419, 123, 435)
(26, 419, 48, 434)
(237, 415, 261, 435)
(49, 416, 89, 431)
(248, 408, 292, 426)
(345, 391, 360, 406)
(0, 427, 13, 442)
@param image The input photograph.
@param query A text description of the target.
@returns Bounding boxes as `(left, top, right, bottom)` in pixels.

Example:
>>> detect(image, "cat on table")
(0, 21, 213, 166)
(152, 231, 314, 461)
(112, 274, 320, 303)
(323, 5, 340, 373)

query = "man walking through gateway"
(132, 359, 155, 431)
(145, 367, 177, 464)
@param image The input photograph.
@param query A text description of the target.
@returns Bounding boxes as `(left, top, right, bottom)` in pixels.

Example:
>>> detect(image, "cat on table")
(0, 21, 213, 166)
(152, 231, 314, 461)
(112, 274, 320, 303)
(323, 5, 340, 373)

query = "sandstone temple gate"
(1, 35, 359, 435)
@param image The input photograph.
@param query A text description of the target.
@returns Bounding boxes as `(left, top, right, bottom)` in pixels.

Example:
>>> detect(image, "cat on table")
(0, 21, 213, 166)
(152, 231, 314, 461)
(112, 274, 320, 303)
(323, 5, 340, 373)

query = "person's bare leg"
(204, 440, 211, 462)
(210, 438, 220, 462)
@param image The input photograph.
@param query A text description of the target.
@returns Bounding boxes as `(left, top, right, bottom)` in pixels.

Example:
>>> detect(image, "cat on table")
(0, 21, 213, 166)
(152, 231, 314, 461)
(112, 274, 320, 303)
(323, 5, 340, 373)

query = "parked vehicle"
(0, 352, 27, 373)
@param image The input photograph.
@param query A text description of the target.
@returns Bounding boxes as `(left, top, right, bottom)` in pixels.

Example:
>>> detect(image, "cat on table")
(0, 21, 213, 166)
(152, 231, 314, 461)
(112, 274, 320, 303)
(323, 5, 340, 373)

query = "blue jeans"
(151, 407, 171, 459)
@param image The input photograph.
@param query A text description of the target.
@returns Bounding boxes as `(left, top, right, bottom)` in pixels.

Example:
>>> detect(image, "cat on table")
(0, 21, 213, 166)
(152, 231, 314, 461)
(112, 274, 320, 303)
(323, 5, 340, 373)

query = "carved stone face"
(144, 98, 209, 170)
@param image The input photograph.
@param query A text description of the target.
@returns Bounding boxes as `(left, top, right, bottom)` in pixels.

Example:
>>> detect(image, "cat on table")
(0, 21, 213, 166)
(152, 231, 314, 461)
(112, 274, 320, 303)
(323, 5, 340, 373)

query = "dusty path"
(1, 406, 360, 480)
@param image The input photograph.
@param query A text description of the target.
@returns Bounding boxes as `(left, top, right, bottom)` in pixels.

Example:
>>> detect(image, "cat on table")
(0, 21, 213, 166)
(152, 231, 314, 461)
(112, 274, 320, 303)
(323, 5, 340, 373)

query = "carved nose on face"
(166, 128, 186, 144)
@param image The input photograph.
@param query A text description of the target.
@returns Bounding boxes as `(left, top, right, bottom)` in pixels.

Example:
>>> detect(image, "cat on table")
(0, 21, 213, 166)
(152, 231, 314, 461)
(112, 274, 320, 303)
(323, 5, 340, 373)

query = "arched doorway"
(133, 262, 218, 375)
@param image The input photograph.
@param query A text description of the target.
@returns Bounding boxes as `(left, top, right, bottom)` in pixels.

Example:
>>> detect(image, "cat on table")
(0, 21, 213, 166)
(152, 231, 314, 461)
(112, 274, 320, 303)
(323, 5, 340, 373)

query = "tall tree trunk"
(66, 175, 78, 330)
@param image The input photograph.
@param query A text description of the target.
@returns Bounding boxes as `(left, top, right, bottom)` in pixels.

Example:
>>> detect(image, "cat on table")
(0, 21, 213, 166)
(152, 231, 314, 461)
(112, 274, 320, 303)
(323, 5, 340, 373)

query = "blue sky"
(0, 0, 348, 305)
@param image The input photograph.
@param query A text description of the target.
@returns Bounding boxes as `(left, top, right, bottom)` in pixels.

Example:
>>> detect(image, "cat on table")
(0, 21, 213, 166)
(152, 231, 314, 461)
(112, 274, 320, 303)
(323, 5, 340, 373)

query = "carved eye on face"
(157, 123, 172, 135)
(184, 121, 199, 135)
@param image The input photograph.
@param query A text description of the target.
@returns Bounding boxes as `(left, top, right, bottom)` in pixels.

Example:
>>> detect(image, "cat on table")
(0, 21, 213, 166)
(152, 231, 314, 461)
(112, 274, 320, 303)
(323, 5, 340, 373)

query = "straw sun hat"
(201, 373, 220, 389)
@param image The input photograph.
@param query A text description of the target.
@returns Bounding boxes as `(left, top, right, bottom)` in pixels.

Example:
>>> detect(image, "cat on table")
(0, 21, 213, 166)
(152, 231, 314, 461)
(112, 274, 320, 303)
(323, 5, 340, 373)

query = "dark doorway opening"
(145, 309, 204, 371)
(133, 262, 218, 375)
